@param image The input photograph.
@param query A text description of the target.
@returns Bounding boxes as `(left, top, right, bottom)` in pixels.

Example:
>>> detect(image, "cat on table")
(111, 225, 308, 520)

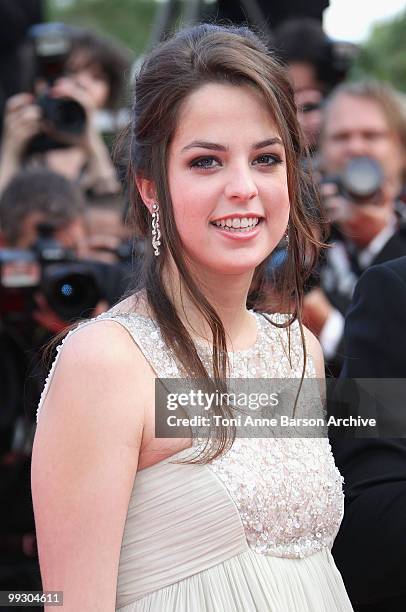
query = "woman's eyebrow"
(181, 137, 283, 153)
(253, 137, 283, 149)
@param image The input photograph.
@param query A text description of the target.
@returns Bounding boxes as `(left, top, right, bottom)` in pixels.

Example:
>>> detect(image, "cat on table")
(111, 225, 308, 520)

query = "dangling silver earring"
(284, 224, 290, 247)
(151, 203, 161, 256)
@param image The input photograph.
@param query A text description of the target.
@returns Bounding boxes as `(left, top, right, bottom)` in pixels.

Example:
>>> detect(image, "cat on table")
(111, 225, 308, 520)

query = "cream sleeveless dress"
(36, 306, 353, 612)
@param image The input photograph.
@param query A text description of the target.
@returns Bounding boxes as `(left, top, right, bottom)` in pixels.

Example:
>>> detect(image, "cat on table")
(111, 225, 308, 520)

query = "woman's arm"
(31, 321, 146, 611)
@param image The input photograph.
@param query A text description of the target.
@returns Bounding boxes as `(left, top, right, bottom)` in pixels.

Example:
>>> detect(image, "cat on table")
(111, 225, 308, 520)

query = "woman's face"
(167, 82, 290, 278)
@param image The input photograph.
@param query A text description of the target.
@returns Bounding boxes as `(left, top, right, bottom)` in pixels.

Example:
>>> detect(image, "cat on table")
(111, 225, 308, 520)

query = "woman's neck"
(162, 262, 257, 351)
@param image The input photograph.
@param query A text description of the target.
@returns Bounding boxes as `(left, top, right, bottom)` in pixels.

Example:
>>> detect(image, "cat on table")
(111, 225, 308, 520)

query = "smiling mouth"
(210, 217, 262, 233)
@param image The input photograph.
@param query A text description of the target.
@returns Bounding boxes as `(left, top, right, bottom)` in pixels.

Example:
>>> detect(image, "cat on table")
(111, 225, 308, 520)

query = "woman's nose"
(224, 167, 258, 202)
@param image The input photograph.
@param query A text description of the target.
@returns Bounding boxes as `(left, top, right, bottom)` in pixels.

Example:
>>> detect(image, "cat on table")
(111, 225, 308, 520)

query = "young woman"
(32, 24, 353, 611)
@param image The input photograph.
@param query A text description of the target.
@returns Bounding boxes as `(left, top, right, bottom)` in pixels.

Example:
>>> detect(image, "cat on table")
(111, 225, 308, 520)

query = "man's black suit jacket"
(323, 224, 406, 376)
(331, 256, 406, 609)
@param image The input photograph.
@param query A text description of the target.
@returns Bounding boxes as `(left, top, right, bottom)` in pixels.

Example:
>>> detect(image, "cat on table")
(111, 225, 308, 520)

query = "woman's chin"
(183, 245, 274, 278)
(204, 257, 266, 277)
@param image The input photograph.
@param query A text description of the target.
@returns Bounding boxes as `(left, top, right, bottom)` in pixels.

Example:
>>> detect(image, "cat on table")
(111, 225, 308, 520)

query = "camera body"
(0, 224, 124, 323)
(27, 23, 86, 153)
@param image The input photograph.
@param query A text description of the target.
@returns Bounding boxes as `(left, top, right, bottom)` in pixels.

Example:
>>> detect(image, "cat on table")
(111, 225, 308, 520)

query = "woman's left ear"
(135, 177, 157, 214)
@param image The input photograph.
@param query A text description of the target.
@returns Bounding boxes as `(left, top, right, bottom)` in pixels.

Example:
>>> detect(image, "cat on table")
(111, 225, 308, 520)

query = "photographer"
(0, 25, 131, 197)
(303, 80, 406, 373)
(0, 168, 137, 413)
(0, 169, 112, 340)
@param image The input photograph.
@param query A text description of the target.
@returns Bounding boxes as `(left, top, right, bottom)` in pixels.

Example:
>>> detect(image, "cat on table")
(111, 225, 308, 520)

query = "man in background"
(303, 80, 406, 374)
(331, 256, 406, 611)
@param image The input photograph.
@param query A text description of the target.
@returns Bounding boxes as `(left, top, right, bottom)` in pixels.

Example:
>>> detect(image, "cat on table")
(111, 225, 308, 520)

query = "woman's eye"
(253, 154, 282, 166)
(190, 156, 221, 170)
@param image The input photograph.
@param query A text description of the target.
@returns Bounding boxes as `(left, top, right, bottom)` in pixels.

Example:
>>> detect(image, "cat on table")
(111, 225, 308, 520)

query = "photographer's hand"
(339, 200, 394, 249)
(321, 181, 395, 249)
(51, 76, 100, 113)
(0, 93, 42, 193)
(303, 287, 333, 338)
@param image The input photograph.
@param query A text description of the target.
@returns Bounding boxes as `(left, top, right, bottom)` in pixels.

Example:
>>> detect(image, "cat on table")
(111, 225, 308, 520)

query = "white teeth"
(212, 217, 261, 232)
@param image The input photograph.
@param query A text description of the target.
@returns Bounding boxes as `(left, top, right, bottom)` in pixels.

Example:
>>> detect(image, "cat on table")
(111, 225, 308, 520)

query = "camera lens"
(40, 95, 87, 136)
(42, 264, 101, 321)
(341, 157, 383, 201)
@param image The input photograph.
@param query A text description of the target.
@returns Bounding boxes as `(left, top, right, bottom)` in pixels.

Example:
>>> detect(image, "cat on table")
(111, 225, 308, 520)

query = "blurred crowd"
(0, 5, 139, 606)
(0, 3, 406, 612)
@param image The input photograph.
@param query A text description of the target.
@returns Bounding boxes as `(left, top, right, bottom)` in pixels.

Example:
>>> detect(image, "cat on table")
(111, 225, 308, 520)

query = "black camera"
(321, 157, 384, 204)
(27, 23, 86, 153)
(0, 224, 125, 323)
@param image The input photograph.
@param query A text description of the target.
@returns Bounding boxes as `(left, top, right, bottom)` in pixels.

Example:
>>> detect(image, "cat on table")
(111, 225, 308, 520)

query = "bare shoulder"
(36, 318, 151, 445)
(302, 325, 325, 379)
(61, 316, 145, 368)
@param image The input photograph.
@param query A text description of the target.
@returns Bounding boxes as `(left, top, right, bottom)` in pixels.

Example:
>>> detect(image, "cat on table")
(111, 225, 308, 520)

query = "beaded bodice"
(36, 307, 344, 560)
(195, 313, 344, 558)
(208, 435, 343, 557)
